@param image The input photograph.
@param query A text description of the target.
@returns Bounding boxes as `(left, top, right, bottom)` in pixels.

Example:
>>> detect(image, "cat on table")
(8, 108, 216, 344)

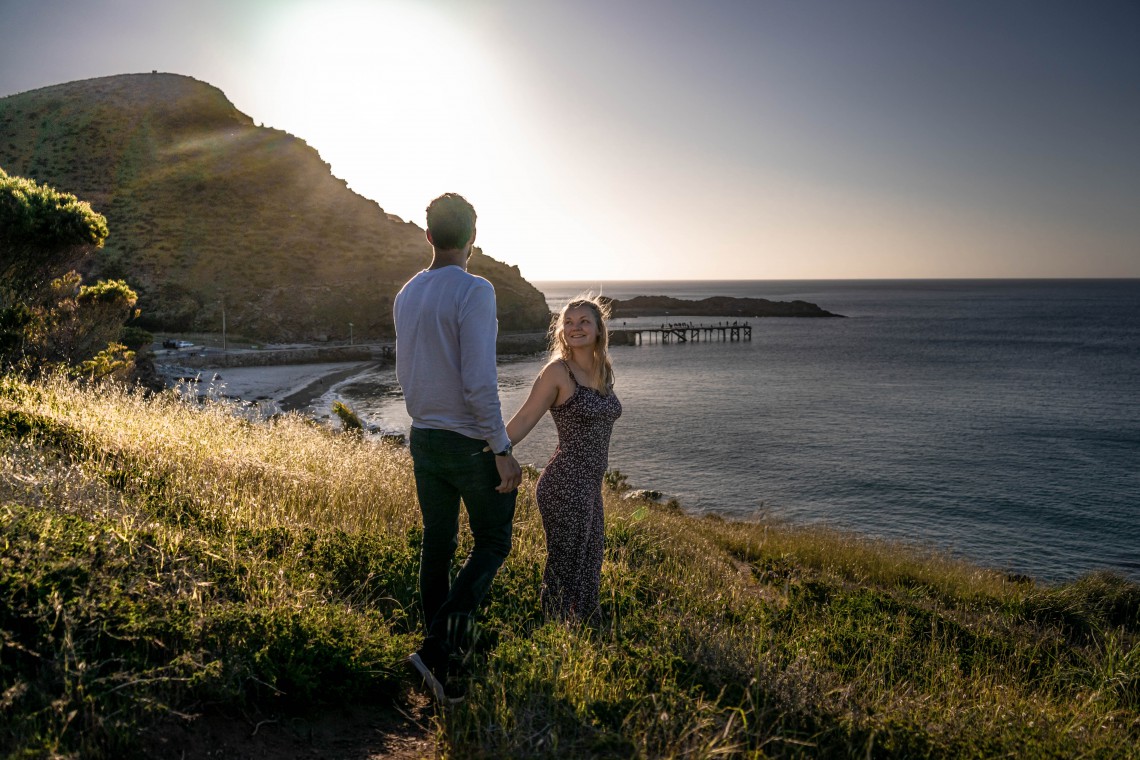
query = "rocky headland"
(603, 295, 843, 318)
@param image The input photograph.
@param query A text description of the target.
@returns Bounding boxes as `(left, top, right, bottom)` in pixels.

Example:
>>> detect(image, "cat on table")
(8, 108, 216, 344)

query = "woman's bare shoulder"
(540, 358, 568, 376)
(538, 358, 574, 386)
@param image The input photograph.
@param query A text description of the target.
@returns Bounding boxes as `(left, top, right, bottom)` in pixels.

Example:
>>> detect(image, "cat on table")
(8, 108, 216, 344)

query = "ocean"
(329, 279, 1140, 583)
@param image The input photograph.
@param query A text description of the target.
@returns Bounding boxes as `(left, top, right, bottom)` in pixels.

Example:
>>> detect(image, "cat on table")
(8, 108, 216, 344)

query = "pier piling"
(610, 323, 752, 345)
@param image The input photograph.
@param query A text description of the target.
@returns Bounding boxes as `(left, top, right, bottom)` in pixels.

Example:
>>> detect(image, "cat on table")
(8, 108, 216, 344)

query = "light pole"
(349, 322, 354, 346)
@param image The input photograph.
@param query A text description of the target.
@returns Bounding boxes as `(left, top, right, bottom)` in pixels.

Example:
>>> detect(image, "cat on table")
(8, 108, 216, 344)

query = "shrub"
(332, 400, 363, 432)
(118, 325, 154, 351)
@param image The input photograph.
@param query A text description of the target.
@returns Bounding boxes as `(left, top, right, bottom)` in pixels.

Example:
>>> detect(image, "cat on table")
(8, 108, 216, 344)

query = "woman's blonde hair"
(550, 296, 615, 395)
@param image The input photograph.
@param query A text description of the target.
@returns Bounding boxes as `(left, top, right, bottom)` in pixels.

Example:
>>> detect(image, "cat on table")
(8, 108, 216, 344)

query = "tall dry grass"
(2, 373, 418, 534)
(2, 372, 1138, 758)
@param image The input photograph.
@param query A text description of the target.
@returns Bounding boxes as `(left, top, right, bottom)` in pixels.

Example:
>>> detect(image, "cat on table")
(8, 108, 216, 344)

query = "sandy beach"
(161, 361, 375, 415)
(152, 328, 546, 424)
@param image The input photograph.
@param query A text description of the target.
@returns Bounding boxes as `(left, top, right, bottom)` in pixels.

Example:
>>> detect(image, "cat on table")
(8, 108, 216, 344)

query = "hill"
(2, 373, 1138, 757)
(0, 73, 551, 341)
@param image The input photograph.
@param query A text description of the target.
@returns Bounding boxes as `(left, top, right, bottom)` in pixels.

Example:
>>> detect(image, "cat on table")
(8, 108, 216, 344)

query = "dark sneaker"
(407, 652, 463, 705)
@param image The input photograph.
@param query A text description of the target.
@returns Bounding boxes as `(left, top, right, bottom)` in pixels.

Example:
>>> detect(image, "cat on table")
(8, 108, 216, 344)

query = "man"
(394, 193, 522, 702)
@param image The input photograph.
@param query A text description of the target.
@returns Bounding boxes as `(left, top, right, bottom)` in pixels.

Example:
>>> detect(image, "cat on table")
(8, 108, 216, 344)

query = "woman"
(507, 297, 622, 622)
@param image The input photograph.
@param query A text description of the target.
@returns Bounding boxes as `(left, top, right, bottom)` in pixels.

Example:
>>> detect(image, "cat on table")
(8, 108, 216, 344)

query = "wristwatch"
(495, 443, 513, 457)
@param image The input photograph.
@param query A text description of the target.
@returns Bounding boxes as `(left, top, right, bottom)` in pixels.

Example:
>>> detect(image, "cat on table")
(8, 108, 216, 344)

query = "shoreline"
(278, 362, 377, 413)
(157, 360, 376, 415)
(153, 330, 548, 418)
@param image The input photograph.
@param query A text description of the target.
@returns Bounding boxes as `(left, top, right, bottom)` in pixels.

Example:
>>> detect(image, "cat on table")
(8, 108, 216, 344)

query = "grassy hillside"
(1, 374, 1138, 758)
(0, 74, 550, 341)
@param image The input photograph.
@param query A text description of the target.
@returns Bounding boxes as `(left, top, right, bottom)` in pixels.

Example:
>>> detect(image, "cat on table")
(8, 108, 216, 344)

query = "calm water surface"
(329, 280, 1140, 583)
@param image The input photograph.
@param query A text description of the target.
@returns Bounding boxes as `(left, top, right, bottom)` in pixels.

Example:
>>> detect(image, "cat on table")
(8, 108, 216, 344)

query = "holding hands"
(495, 451, 522, 493)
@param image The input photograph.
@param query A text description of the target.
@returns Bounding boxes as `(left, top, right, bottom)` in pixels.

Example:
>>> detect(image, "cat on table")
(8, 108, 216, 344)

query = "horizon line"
(529, 276, 1140, 283)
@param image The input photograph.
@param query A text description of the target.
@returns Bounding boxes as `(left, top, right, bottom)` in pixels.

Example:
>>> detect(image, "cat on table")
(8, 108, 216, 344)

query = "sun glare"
(251, 1, 508, 220)
(245, 1, 625, 281)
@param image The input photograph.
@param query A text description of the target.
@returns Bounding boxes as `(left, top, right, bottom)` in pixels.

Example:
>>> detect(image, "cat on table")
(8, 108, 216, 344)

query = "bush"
(77, 342, 135, 381)
(332, 400, 363, 432)
(118, 326, 154, 351)
(0, 168, 124, 372)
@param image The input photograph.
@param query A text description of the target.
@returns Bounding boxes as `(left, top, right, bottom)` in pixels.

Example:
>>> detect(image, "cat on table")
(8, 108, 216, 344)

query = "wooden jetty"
(610, 322, 752, 345)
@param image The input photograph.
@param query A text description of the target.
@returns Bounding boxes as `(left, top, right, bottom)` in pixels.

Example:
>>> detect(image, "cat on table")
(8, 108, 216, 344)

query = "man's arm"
(458, 283, 522, 494)
(458, 280, 520, 491)
(457, 281, 511, 453)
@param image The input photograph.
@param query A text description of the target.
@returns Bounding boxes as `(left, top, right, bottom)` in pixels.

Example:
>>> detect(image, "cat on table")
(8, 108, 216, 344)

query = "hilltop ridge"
(0, 73, 551, 340)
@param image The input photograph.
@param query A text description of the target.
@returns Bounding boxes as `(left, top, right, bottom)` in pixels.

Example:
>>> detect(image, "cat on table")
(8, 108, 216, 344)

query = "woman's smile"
(562, 307, 598, 344)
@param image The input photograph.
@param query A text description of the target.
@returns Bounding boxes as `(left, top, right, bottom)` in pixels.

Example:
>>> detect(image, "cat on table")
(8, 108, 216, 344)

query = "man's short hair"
(425, 193, 477, 250)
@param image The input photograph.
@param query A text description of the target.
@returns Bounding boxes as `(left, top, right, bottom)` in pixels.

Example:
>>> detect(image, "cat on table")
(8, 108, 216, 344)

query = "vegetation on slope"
(1, 374, 1137, 758)
(1, 168, 145, 380)
(0, 74, 550, 340)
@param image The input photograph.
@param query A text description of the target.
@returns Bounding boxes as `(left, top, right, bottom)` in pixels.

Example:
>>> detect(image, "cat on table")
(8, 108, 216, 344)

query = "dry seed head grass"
(0, 435, 126, 521)
(3, 374, 419, 536)
(692, 509, 1020, 602)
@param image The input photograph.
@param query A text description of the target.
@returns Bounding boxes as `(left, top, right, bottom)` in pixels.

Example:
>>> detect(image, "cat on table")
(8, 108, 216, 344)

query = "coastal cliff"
(0, 73, 551, 341)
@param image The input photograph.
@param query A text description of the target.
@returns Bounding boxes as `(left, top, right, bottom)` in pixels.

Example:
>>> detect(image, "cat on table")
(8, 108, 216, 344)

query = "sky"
(1, 0, 1138, 281)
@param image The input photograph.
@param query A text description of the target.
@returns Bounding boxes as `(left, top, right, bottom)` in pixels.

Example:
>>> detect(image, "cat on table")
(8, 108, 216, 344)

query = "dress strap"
(558, 358, 579, 389)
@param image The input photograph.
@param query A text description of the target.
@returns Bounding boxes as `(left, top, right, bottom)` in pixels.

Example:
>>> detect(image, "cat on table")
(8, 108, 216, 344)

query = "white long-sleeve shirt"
(393, 265, 511, 453)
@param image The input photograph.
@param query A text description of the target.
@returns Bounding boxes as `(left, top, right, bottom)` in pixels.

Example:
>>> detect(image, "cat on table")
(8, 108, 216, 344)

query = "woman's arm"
(506, 362, 567, 445)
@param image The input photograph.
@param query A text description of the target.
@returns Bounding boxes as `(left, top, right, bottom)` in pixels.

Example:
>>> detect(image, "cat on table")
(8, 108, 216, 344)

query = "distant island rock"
(603, 295, 844, 318)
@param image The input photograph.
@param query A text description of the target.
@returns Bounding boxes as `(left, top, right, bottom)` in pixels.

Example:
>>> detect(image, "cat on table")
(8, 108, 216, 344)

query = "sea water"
(330, 280, 1140, 583)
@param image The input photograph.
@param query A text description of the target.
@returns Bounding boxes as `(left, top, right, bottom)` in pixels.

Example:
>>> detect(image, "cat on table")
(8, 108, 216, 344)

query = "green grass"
(1, 373, 1138, 758)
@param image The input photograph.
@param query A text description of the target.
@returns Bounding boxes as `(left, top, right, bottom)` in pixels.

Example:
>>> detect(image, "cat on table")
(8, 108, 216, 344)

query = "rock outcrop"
(604, 295, 843, 318)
